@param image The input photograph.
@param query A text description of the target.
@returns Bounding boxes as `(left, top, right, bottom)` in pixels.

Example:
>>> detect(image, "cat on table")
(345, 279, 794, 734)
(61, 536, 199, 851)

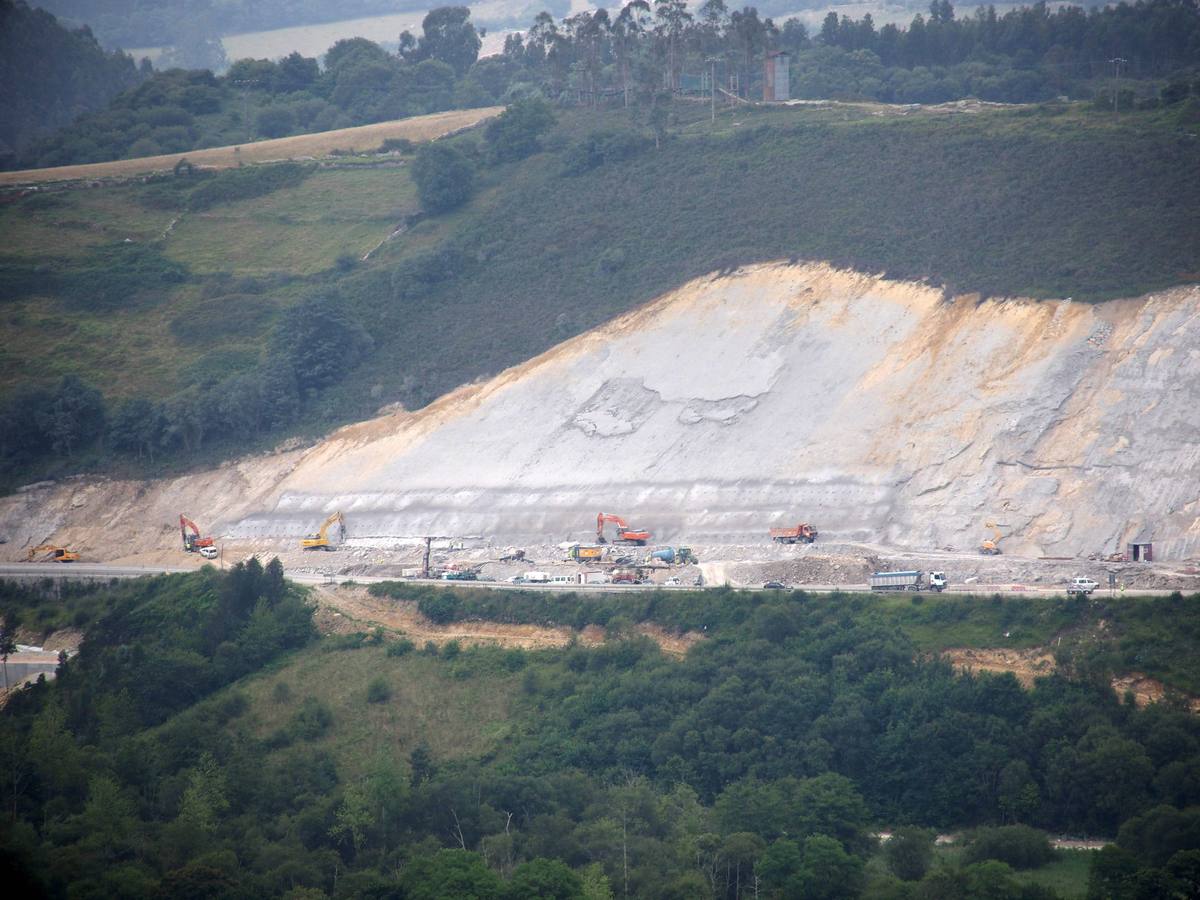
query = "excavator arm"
(596, 512, 651, 545)
(302, 511, 345, 551)
(25, 544, 78, 562)
(180, 514, 214, 551)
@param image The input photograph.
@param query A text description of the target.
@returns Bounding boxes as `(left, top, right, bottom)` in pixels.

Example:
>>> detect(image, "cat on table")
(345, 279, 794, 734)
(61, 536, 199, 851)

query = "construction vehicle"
(499, 549, 526, 563)
(870, 570, 947, 592)
(644, 546, 697, 566)
(596, 513, 651, 546)
(770, 523, 818, 544)
(301, 511, 345, 551)
(980, 521, 1008, 555)
(25, 545, 78, 563)
(179, 514, 215, 552)
(568, 544, 605, 562)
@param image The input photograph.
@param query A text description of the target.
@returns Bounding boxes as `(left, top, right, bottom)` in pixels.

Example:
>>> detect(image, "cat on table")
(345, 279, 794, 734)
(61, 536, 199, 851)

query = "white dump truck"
(870, 570, 947, 592)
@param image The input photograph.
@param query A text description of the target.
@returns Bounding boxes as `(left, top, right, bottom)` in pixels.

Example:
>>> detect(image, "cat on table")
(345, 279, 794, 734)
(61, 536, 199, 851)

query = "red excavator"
(180, 515, 215, 552)
(596, 512, 651, 546)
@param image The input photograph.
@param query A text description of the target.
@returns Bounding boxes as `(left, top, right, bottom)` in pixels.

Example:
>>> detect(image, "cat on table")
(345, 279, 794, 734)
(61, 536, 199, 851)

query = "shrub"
(886, 827, 935, 881)
(411, 142, 476, 214)
(387, 638, 415, 657)
(187, 162, 311, 211)
(366, 677, 391, 703)
(964, 825, 1055, 870)
(484, 98, 556, 163)
(418, 593, 461, 625)
(290, 698, 333, 740)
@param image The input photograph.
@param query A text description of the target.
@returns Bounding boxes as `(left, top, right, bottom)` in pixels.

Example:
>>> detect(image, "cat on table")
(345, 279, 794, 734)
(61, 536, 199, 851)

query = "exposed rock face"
(4, 263, 1198, 559)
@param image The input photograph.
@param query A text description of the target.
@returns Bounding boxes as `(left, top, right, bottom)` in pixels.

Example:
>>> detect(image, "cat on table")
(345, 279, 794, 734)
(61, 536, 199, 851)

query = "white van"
(550, 574, 575, 585)
(199, 546, 218, 560)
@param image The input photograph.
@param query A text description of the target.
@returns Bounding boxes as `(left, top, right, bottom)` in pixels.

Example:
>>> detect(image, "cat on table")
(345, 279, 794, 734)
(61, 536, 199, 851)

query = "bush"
(886, 827, 935, 881)
(964, 825, 1055, 870)
(411, 142, 476, 214)
(289, 698, 333, 740)
(562, 129, 648, 175)
(484, 98, 556, 163)
(187, 162, 311, 212)
(387, 638, 415, 657)
(366, 677, 391, 703)
(418, 593, 461, 625)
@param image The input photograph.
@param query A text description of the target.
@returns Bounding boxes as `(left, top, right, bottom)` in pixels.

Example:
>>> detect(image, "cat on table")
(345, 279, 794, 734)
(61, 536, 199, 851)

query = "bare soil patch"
(312, 585, 702, 656)
(944, 646, 1057, 688)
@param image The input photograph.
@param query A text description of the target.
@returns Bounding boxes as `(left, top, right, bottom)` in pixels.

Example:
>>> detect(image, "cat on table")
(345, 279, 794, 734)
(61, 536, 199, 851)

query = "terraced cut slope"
(4, 262, 1197, 561)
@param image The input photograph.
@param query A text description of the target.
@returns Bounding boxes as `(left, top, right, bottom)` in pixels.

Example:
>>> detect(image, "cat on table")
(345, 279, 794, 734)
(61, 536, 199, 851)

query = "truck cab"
(929, 571, 947, 592)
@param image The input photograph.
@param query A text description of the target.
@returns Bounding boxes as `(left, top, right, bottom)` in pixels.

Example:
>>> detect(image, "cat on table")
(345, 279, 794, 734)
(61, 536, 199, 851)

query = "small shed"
(764, 50, 790, 102)
(1126, 541, 1153, 562)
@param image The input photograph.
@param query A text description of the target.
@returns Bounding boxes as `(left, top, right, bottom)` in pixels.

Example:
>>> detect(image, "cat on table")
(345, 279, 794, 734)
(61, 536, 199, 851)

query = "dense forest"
(2, 577, 1199, 897)
(0, 1, 146, 160)
(12, 1, 1200, 169)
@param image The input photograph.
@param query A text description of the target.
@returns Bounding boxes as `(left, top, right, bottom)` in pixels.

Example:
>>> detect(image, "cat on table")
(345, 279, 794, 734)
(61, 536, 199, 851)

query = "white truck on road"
(870, 570, 948, 592)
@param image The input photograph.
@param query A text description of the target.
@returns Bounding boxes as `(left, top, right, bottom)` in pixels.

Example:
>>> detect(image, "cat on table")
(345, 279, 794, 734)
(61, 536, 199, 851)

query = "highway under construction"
(1, 263, 1198, 593)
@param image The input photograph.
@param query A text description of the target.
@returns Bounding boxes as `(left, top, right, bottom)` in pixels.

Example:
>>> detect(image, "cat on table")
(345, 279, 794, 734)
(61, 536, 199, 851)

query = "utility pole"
(231, 78, 258, 142)
(1109, 57, 1127, 116)
(706, 56, 720, 125)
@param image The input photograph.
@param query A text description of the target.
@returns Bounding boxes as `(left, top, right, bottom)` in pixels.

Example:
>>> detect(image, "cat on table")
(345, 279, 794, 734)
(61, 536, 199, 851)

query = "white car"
(199, 546, 218, 560)
(1066, 577, 1098, 595)
(664, 577, 682, 586)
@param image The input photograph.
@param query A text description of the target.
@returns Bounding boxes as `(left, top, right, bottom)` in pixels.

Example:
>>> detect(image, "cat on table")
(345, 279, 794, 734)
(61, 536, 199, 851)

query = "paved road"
(0, 563, 1182, 597)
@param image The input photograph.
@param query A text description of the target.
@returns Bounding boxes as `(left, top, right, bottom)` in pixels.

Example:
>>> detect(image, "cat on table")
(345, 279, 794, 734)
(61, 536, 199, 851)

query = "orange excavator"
(25, 545, 78, 563)
(180, 515, 215, 552)
(596, 513, 651, 546)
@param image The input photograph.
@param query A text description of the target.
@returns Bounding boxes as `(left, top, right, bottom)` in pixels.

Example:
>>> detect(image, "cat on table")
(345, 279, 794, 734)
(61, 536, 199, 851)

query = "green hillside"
(3, 574, 1199, 897)
(2, 100, 1198, 486)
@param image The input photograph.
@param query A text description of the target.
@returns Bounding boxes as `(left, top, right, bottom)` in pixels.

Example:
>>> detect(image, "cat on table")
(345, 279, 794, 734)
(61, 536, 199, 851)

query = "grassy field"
(0, 165, 415, 399)
(235, 643, 522, 780)
(0, 107, 501, 185)
(2, 99, 1197, 458)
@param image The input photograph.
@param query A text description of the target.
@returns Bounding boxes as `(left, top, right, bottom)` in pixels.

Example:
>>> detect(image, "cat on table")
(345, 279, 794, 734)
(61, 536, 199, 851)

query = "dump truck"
(770, 523, 818, 544)
(568, 544, 605, 562)
(870, 570, 947, 592)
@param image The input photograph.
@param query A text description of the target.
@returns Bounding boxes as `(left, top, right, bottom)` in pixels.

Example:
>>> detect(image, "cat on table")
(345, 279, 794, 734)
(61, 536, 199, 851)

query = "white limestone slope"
(232, 263, 1200, 558)
(3, 262, 1198, 561)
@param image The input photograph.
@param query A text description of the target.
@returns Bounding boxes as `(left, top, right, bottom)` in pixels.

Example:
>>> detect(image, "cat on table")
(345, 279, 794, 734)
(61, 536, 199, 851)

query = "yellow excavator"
(301, 511, 345, 551)
(980, 521, 1008, 555)
(25, 545, 79, 563)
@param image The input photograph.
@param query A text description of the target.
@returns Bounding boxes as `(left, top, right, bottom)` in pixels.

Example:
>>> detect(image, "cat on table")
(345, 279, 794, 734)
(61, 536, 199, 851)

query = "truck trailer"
(869, 570, 947, 592)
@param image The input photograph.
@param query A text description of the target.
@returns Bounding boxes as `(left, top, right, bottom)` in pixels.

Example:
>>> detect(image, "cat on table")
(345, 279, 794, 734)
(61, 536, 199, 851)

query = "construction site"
(1, 262, 1198, 593)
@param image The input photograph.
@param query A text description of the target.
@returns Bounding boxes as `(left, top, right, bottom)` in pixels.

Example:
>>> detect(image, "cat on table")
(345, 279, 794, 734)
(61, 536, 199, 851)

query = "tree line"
(0, 0, 147, 161)
(14, 1, 1200, 170)
(2, 578, 1199, 896)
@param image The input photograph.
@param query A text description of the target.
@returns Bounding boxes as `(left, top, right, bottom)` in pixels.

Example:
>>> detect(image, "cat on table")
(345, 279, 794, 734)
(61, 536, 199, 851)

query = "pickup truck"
(1066, 577, 1099, 595)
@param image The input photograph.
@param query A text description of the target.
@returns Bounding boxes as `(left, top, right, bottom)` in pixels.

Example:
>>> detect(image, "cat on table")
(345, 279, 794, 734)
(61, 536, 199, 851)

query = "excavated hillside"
(2, 262, 1198, 565)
